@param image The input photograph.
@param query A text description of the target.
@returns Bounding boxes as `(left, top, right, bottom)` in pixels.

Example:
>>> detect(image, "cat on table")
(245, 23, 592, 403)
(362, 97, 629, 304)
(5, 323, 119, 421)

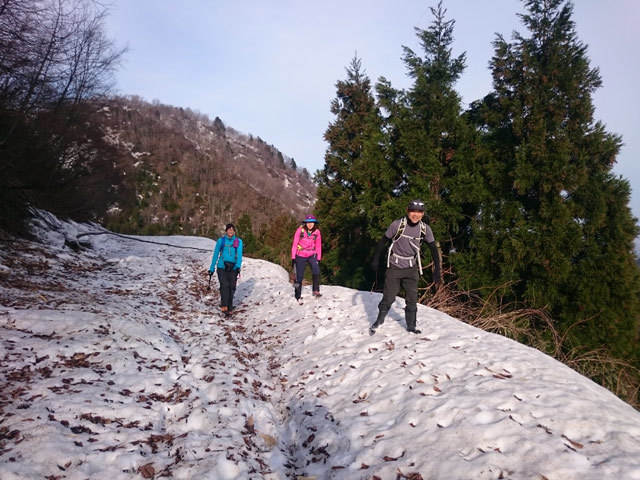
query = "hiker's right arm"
(291, 227, 301, 260)
(370, 235, 390, 271)
(209, 239, 221, 272)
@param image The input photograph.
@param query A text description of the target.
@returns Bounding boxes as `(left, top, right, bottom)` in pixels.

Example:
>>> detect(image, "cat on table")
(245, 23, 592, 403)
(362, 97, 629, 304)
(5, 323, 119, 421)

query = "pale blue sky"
(104, 1, 640, 220)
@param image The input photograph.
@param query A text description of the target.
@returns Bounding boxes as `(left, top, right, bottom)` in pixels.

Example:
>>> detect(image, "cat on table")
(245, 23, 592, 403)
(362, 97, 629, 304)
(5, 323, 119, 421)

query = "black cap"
(407, 199, 425, 212)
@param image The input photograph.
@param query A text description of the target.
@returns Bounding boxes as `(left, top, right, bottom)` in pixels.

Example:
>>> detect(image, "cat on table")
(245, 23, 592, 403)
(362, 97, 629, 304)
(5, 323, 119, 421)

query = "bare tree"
(0, 0, 126, 227)
(1, 0, 124, 138)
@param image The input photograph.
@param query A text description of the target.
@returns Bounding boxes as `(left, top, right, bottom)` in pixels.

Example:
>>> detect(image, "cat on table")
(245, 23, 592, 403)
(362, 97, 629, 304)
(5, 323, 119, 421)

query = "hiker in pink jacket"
(291, 214, 322, 303)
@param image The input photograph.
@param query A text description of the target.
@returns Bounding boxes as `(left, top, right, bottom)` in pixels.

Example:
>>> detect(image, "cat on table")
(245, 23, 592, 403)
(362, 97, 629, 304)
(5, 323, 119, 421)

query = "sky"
(103, 1, 640, 220)
(1, 213, 640, 479)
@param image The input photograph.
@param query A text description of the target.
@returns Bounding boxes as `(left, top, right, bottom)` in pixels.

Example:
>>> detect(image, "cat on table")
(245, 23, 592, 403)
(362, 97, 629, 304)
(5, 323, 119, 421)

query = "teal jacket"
(209, 235, 243, 271)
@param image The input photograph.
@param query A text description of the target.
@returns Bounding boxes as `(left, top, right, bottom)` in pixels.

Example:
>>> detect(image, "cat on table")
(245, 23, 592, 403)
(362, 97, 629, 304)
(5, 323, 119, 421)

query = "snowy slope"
(1, 215, 639, 480)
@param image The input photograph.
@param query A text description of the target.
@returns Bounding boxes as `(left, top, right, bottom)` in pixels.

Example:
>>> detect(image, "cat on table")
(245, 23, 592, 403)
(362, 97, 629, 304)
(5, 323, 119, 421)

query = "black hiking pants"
(217, 268, 239, 310)
(376, 264, 419, 330)
(294, 254, 320, 299)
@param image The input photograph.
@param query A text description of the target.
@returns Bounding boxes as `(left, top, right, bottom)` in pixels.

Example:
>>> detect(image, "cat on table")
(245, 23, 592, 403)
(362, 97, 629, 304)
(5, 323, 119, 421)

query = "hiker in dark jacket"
(209, 223, 243, 315)
(291, 214, 322, 303)
(369, 200, 442, 335)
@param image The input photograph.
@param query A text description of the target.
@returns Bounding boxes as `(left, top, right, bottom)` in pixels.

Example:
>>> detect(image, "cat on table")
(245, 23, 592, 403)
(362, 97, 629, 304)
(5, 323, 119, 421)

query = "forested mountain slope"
(92, 96, 316, 236)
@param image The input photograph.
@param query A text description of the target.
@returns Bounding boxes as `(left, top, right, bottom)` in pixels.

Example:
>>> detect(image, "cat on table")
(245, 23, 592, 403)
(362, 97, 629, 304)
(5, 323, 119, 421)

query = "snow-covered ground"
(1, 214, 639, 480)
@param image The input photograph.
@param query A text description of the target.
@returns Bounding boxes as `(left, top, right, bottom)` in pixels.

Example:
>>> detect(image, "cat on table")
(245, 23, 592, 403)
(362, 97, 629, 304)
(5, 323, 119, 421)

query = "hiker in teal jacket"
(209, 223, 243, 315)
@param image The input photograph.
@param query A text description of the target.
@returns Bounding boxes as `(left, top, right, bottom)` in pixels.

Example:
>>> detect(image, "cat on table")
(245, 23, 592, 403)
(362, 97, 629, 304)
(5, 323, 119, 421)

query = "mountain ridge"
(89, 95, 316, 237)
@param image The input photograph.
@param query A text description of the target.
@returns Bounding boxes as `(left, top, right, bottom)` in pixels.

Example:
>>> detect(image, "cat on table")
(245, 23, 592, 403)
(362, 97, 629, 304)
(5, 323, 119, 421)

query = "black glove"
(291, 259, 295, 269)
(370, 260, 379, 272)
(208, 270, 214, 278)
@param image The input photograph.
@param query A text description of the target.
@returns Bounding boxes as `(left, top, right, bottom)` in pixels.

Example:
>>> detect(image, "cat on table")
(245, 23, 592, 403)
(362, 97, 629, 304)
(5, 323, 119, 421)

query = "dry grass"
(419, 276, 640, 410)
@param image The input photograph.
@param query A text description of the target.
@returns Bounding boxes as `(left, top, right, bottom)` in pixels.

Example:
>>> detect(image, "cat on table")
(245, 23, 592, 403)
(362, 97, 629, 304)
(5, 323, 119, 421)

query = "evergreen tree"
(236, 213, 257, 255)
(255, 214, 299, 267)
(459, 0, 640, 363)
(376, 2, 483, 271)
(315, 56, 395, 289)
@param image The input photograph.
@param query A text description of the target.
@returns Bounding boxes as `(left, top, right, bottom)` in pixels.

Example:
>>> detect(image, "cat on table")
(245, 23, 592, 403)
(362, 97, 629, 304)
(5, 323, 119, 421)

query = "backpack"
(299, 227, 318, 241)
(297, 227, 319, 251)
(387, 217, 428, 274)
(391, 216, 427, 244)
(222, 237, 239, 271)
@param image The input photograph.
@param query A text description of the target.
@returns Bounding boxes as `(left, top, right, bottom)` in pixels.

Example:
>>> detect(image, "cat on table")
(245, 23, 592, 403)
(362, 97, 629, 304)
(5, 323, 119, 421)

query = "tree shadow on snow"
(283, 397, 354, 477)
(235, 276, 255, 307)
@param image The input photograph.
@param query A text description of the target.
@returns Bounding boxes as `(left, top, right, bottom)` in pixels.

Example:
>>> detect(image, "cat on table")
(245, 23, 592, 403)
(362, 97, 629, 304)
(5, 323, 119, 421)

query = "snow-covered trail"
(0, 227, 298, 478)
(1, 218, 640, 480)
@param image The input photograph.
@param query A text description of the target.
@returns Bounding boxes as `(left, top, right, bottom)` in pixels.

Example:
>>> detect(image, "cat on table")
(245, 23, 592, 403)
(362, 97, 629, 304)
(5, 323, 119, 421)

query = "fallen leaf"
(138, 463, 155, 478)
(383, 450, 405, 461)
(561, 435, 584, 449)
(353, 392, 368, 403)
(259, 433, 277, 447)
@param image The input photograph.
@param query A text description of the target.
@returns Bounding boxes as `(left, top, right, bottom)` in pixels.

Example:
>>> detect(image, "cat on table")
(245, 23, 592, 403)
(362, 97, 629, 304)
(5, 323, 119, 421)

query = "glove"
(291, 259, 295, 269)
(370, 260, 379, 272)
(208, 270, 214, 278)
(433, 269, 442, 287)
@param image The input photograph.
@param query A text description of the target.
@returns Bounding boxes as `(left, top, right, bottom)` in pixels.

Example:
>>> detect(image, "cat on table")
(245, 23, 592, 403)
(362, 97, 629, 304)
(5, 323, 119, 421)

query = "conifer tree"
(459, 0, 640, 363)
(376, 2, 482, 266)
(236, 213, 257, 255)
(315, 56, 395, 289)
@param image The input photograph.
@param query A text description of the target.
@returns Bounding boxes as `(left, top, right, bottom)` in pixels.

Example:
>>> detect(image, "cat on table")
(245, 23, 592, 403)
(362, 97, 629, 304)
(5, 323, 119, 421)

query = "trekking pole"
(207, 271, 213, 291)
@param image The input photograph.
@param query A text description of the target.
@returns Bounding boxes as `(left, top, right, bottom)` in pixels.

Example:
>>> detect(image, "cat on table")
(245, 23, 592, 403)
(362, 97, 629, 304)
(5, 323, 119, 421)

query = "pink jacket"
(291, 226, 322, 260)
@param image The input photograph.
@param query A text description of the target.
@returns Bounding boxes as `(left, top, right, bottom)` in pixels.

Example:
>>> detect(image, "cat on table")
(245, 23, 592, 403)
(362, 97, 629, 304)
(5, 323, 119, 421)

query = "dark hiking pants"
(294, 255, 320, 299)
(217, 268, 239, 309)
(376, 264, 419, 330)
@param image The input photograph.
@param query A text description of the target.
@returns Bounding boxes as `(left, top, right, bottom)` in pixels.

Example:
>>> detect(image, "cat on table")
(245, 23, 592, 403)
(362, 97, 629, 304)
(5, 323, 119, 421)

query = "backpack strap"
(391, 217, 407, 243)
(225, 237, 239, 262)
(386, 217, 426, 274)
(298, 227, 317, 251)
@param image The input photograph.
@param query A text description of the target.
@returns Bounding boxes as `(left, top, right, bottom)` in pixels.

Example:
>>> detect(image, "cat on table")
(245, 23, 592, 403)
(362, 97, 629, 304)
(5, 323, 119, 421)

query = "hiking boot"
(312, 291, 322, 297)
(369, 315, 385, 335)
(371, 309, 387, 332)
(405, 309, 419, 333)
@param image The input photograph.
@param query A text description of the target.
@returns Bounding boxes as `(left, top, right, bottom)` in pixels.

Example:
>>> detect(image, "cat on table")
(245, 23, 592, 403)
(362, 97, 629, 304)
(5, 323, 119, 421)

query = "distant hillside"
(91, 96, 316, 237)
